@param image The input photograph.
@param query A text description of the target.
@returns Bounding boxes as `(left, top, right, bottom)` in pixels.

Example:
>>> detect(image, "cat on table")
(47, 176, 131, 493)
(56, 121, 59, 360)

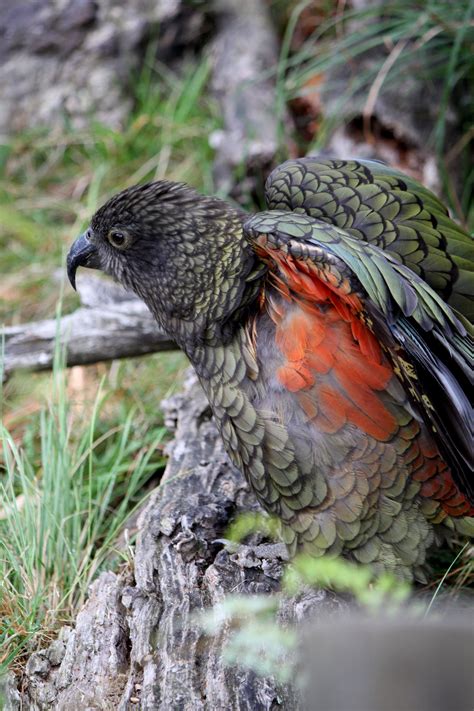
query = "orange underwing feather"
(262, 242, 474, 518)
(317, 384, 348, 433)
(268, 254, 398, 441)
(277, 363, 314, 392)
(350, 318, 382, 361)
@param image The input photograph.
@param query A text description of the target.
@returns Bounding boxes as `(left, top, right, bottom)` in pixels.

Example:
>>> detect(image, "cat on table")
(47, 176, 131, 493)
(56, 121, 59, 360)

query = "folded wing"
(244, 210, 473, 505)
(264, 157, 474, 321)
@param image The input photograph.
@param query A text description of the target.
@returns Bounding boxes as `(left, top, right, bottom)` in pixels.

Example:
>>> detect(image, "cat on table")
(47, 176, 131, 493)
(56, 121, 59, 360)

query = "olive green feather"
(244, 210, 472, 502)
(265, 157, 474, 321)
(245, 210, 463, 335)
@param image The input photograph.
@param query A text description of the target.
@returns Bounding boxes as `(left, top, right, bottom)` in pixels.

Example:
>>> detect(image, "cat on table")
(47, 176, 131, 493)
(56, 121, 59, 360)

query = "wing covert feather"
(264, 158, 474, 320)
(244, 210, 473, 503)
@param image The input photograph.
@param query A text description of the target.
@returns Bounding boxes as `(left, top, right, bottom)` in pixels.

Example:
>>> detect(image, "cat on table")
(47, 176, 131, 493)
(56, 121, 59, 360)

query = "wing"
(264, 157, 474, 321)
(244, 210, 473, 506)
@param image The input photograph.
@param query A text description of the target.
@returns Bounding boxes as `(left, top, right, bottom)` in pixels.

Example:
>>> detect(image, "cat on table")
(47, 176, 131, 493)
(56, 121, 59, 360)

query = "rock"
(0, 0, 207, 138)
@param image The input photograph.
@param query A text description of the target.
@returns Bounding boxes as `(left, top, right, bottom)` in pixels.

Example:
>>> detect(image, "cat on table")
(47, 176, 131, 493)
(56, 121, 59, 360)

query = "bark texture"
(0, 0, 207, 137)
(16, 374, 342, 710)
(210, 0, 288, 193)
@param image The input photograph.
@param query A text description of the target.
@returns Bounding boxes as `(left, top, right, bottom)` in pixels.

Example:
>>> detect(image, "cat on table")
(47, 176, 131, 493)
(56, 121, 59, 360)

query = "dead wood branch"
(2, 277, 177, 379)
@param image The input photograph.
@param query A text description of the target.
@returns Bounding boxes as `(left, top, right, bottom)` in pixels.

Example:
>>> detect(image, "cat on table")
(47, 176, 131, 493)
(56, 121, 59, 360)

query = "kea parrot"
(67, 157, 473, 581)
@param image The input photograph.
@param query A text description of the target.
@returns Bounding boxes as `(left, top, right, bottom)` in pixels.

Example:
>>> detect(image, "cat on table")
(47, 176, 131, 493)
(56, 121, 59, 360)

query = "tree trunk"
(17, 374, 341, 710)
(210, 0, 290, 194)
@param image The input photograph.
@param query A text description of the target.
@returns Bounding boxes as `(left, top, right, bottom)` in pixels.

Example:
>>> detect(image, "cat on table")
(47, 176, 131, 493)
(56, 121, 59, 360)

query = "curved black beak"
(67, 232, 101, 290)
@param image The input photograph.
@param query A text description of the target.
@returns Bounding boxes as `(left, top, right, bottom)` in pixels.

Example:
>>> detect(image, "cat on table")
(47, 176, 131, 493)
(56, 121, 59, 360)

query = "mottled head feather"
(85, 180, 260, 351)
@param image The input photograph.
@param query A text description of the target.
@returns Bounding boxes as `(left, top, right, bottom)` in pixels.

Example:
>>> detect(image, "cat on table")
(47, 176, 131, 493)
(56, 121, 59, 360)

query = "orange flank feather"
(263, 245, 474, 518)
(267, 248, 396, 441)
(274, 304, 396, 440)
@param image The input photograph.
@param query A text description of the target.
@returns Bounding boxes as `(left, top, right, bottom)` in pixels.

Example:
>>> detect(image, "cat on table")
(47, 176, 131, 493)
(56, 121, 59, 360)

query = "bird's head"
(67, 180, 260, 350)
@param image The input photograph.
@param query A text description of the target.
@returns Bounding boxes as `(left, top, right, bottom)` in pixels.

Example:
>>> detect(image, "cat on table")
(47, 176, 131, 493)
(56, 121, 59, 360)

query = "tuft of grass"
(278, 0, 474, 227)
(0, 334, 170, 674)
(423, 542, 472, 615)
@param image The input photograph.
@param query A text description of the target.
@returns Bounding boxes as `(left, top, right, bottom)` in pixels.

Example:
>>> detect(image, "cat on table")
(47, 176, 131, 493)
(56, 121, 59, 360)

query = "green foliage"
(279, 0, 474, 226)
(0, 337, 166, 673)
(284, 555, 411, 609)
(199, 552, 411, 684)
(200, 595, 297, 684)
(226, 510, 281, 543)
(0, 58, 219, 323)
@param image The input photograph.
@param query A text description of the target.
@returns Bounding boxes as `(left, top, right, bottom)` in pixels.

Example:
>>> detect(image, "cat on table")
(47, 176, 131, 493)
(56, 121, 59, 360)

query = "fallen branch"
(2, 276, 177, 379)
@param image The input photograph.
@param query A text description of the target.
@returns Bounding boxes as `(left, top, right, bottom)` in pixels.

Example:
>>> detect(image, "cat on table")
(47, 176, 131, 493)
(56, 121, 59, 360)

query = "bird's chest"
(192, 309, 361, 514)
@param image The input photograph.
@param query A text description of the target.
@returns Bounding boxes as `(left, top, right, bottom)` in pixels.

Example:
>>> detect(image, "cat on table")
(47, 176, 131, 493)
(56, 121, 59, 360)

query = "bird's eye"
(107, 229, 130, 249)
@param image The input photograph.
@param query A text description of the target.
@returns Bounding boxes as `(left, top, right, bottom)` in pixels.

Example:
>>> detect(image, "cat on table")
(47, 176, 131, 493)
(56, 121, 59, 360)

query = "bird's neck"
(149, 208, 266, 357)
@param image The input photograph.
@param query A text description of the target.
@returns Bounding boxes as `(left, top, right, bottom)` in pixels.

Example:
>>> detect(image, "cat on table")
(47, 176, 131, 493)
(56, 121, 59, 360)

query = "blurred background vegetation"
(1, 0, 472, 674)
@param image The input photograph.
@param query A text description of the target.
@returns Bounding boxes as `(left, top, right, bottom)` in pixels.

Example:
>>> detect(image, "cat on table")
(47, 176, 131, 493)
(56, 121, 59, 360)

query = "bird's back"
(265, 157, 474, 322)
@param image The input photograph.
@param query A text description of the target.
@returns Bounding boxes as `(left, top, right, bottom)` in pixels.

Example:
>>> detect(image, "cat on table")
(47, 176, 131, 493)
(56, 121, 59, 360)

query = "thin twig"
(445, 126, 474, 165)
(363, 37, 409, 143)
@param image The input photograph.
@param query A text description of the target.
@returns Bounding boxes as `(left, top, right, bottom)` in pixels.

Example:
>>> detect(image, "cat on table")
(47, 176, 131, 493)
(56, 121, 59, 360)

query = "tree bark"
(210, 0, 289, 194)
(17, 374, 340, 710)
